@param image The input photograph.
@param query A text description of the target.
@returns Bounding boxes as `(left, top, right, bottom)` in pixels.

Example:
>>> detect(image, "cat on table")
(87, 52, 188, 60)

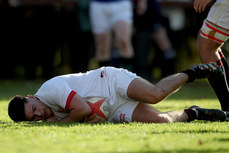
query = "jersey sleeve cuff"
(65, 90, 77, 110)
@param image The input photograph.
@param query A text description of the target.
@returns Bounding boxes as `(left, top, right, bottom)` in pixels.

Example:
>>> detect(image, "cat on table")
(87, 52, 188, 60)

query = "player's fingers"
(201, 0, 209, 12)
(84, 114, 95, 122)
(193, 0, 201, 12)
(87, 117, 101, 123)
(198, 0, 205, 13)
(46, 117, 56, 122)
(197, 0, 212, 13)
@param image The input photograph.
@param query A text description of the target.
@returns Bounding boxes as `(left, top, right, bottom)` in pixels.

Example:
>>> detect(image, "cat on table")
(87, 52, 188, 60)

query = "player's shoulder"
(87, 66, 121, 76)
(38, 75, 68, 92)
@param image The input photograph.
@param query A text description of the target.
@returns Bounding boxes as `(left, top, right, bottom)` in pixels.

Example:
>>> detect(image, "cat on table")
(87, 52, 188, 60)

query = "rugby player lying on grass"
(8, 64, 229, 123)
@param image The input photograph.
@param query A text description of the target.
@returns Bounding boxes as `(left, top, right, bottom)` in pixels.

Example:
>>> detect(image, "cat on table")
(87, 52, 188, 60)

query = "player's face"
(24, 97, 52, 121)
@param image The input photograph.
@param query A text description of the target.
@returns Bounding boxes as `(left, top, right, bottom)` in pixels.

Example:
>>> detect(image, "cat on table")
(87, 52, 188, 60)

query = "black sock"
(208, 77, 229, 111)
(219, 51, 229, 82)
(182, 69, 196, 82)
(208, 52, 229, 111)
(184, 108, 197, 122)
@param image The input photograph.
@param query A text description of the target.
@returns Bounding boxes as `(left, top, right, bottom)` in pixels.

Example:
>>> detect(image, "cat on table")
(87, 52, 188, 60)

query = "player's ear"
(27, 95, 36, 99)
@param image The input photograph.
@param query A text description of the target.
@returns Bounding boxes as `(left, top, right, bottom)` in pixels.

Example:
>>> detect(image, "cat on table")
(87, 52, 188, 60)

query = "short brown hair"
(8, 95, 28, 122)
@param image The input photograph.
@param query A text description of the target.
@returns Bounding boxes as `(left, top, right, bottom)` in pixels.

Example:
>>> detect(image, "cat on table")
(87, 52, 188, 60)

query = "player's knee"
(150, 88, 169, 104)
(143, 89, 168, 104)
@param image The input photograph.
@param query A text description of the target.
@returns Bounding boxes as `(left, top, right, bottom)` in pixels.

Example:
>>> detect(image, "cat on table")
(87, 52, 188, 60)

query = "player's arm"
(61, 94, 92, 122)
(47, 94, 92, 122)
(193, 0, 212, 13)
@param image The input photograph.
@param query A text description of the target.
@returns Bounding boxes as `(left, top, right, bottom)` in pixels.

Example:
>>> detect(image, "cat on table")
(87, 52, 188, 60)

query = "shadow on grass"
(150, 129, 229, 134)
(108, 149, 229, 153)
(0, 120, 113, 128)
(216, 137, 229, 142)
(2, 121, 229, 135)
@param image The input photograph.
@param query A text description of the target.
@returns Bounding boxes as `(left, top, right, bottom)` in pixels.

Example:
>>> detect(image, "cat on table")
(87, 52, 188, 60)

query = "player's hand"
(84, 114, 101, 123)
(46, 117, 58, 122)
(194, 0, 212, 13)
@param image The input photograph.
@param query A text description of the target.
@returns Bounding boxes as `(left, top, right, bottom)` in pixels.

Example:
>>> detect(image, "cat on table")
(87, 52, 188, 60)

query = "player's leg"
(196, 0, 229, 110)
(127, 73, 188, 104)
(132, 103, 188, 123)
(114, 21, 134, 59)
(132, 103, 228, 123)
(114, 20, 134, 70)
(209, 48, 229, 111)
(94, 32, 112, 66)
(127, 62, 223, 105)
(196, 20, 229, 111)
(90, 1, 112, 67)
(112, 0, 134, 70)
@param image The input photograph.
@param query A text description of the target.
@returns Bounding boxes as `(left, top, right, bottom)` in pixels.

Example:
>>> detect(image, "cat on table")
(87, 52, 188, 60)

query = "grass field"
(0, 80, 229, 153)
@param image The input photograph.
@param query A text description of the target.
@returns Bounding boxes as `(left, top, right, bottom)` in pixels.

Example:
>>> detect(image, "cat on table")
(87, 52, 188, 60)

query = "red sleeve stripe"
(65, 90, 76, 110)
(206, 22, 229, 37)
(201, 32, 224, 43)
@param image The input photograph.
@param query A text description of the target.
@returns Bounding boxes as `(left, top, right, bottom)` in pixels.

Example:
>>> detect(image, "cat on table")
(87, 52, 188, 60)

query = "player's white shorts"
(103, 67, 140, 123)
(207, 0, 229, 29)
(90, 0, 133, 34)
(200, 0, 229, 43)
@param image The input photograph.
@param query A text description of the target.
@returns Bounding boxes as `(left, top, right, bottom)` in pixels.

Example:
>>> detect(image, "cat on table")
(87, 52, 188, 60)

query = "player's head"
(8, 95, 27, 122)
(8, 95, 53, 122)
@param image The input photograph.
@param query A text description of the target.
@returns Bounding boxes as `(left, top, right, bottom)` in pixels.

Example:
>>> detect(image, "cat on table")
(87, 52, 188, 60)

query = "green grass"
(0, 80, 229, 153)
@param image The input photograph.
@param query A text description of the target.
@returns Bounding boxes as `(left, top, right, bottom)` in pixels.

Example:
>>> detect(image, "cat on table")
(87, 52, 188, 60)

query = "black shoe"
(191, 63, 223, 79)
(185, 105, 227, 121)
(225, 111, 229, 121)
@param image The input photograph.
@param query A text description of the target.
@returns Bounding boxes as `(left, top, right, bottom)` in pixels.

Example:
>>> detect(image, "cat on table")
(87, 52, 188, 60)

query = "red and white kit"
(34, 67, 140, 123)
(200, 0, 229, 43)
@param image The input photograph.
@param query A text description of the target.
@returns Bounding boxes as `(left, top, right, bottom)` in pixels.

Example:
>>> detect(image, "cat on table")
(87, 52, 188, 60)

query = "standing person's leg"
(90, 1, 112, 67)
(195, 0, 229, 111)
(114, 21, 134, 59)
(196, 21, 229, 111)
(94, 32, 112, 66)
(112, 0, 134, 70)
(114, 20, 134, 70)
(196, 28, 223, 63)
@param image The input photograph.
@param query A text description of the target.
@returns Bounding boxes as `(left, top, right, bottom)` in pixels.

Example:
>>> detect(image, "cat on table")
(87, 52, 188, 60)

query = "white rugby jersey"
(34, 67, 111, 120)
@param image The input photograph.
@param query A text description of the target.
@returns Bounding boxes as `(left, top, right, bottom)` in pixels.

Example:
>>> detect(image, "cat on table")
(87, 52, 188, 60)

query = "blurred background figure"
(0, 0, 219, 82)
(89, 0, 134, 71)
(72, 0, 94, 72)
(59, 0, 93, 74)
(133, 0, 176, 81)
